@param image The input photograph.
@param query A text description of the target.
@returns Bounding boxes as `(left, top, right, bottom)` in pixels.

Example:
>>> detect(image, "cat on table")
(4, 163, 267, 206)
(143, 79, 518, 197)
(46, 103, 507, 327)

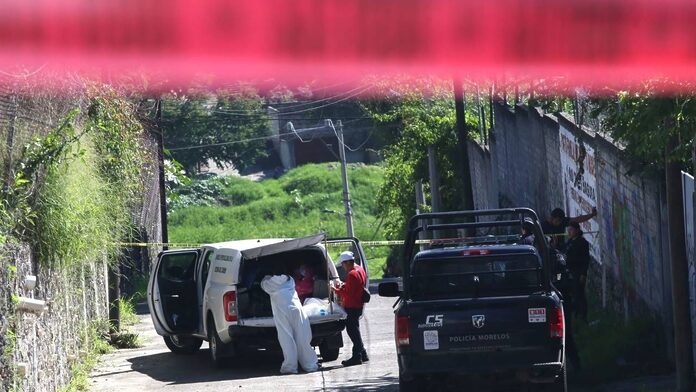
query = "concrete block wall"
(467, 141, 497, 211)
(489, 104, 564, 214)
(593, 136, 670, 316)
(476, 103, 672, 326)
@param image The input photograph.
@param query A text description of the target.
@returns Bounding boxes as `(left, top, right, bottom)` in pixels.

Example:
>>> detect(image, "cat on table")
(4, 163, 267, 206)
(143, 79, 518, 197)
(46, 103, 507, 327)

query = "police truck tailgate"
(403, 295, 561, 372)
(397, 247, 564, 374)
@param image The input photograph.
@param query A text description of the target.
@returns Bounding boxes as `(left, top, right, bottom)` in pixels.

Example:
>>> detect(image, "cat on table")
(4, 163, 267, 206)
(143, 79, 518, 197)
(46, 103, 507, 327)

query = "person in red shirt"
(331, 251, 368, 366)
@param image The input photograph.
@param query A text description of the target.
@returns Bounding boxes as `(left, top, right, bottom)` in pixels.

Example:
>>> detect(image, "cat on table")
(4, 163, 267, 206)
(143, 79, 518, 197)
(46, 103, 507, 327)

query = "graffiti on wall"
(559, 124, 601, 262)
(489, 103, 671, 318)
(605, 187, 658, 302)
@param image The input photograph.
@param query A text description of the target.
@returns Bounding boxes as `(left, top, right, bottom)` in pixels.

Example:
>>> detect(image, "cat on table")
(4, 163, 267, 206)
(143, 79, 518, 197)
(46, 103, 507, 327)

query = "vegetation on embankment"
(168, 163, 390, 277)
(1, 90, 147, 266)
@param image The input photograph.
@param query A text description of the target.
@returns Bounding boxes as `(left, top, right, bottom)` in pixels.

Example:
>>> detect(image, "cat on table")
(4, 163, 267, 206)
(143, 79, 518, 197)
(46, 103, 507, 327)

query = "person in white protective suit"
(260, 274, 319, 374)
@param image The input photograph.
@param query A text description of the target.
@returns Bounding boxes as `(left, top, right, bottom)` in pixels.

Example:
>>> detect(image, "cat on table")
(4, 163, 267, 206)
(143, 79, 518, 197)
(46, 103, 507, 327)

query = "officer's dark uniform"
(552, 249, 581, 368)
(565, 234, 590, 323)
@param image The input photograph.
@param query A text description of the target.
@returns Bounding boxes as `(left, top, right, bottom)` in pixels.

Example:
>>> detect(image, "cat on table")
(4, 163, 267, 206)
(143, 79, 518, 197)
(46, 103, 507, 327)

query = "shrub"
(222, 177, 266, 205)
(119, 298, 139, 327)
(572, 294, 671, 386)
(34, 143, 124, 267)
(109, 333, 141, 349)
(278, 163, 343, 195)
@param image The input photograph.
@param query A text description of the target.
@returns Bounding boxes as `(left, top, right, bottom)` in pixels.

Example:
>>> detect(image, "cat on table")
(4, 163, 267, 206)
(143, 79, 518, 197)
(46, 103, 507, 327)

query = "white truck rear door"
(148, 249, 200, 335)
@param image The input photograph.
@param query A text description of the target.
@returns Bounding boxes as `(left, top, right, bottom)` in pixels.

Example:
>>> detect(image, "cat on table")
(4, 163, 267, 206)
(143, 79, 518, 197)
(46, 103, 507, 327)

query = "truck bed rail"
(403, 208, 552, 294)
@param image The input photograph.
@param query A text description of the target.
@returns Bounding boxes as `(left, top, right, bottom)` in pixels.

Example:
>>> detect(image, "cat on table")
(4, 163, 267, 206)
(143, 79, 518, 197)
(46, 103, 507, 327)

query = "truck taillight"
(396, 315, 410, 347)
(223, 291, 237, 322)
(461, 249, 490, 256)
(549, 307, 564, 339)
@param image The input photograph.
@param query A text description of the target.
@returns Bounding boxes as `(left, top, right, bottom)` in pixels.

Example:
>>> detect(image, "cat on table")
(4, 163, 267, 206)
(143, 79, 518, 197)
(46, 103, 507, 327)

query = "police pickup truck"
(147, 234, 369, 366)
(379, 209, 566, 391)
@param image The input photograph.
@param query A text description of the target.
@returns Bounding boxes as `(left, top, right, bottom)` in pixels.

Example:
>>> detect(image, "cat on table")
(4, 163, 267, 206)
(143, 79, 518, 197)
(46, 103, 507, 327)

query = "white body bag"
(260, 275, 319, 374)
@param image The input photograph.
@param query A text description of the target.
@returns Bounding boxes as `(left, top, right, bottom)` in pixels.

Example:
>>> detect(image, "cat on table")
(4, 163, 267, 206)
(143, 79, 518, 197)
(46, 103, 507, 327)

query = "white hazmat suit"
(260, 275, 319, 374)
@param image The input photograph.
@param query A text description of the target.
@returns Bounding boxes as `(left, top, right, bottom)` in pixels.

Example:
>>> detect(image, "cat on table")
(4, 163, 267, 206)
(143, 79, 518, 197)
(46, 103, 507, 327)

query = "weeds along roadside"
(570, 292, 672, 386)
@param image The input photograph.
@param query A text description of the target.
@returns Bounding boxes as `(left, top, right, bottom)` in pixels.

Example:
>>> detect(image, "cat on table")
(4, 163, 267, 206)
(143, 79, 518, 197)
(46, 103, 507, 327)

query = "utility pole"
(156, 99, 169, 250)
(489, 84, 495, 140)
(334, 120, 355, 238)
(666, 134, 694, 392)
(289, 119, 355, 238)
(415, 180, 425, 215)
(107, 259, 120, 332)
(427, 146, 441, 213)
(453, 79, 476, 219)
(416, 180, 426, 249)
(428, 146, 442, 239)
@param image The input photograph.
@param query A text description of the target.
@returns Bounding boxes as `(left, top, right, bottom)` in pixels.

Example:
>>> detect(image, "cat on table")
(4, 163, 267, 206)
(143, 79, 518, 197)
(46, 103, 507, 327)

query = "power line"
(160, 84, 371, 117)
(166, 122, 395, 152)
(207, 84, 367, 114)
(267, 84, 370, 111)
(286, 121, 327, 143)
(340, 116, 371, 126)
(343, 126, 377, 152)
(317, 136, 340, 160)
(159, 116, 373, 124)
(167, 133, 277, 151)
(298, 79, 360, 93)
(273, 85, 373, 116)
(167, 126, 322, 151)
(186, 84, 371, 119)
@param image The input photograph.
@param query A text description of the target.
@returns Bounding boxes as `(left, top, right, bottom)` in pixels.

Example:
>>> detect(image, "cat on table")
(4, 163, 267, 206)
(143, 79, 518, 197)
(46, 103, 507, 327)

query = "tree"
(453, 78, 475, 224)
(593, 85, 696, 392)
(593, 92, 696, 170)
(362, 78, 481, 249)
(161, 85, 271, 174)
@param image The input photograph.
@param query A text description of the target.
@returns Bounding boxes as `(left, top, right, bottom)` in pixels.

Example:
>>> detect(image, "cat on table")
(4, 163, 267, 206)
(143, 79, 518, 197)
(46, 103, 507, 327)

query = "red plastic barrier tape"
(1, 0, 696, 91)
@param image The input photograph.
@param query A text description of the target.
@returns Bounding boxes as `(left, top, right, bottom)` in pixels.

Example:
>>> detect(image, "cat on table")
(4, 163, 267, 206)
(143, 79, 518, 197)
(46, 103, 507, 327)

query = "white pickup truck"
(147, 234, 369, 366)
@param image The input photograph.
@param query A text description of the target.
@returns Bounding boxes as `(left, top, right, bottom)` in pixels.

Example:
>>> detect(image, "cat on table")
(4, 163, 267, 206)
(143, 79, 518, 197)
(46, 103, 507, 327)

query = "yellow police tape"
(115, 230, 599, 249)
(114, 240, 408, 248)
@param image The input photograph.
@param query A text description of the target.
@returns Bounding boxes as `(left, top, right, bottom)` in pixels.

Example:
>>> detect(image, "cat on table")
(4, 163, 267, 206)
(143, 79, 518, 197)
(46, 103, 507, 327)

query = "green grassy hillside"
(168, 163, 389, 277)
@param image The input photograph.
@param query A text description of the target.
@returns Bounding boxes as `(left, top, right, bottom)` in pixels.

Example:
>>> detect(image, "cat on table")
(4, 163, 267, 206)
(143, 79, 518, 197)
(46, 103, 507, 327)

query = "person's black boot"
(361, 350, 369, 362)
(341, 356, 363, 367)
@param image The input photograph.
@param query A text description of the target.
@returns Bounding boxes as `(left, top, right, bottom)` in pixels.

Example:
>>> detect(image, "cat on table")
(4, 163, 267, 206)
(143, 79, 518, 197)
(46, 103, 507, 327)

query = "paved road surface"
(88, 290, 673, 392)
(90, 294, 399, 392)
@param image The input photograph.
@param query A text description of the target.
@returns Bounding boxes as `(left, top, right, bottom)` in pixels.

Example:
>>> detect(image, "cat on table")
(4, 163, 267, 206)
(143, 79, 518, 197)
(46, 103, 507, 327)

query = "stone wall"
(0, 246, 16, 391)
(469, 103, 674, 334)
(0, 244, 109, 392)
